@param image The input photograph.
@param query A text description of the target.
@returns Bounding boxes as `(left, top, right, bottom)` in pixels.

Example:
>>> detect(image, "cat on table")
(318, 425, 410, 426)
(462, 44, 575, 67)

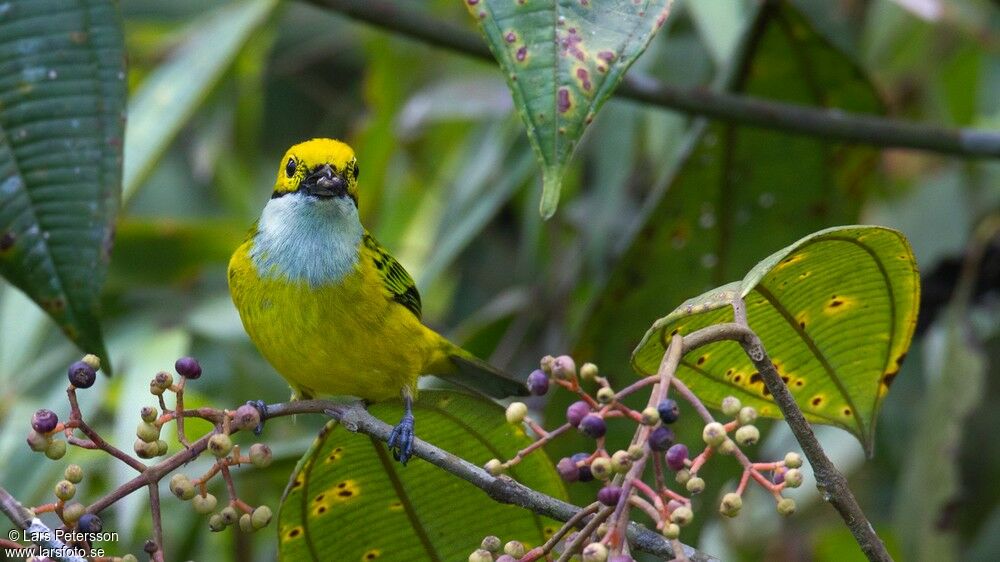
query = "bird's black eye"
(353, 162, 360, 179)
(285, 158, 296, 178)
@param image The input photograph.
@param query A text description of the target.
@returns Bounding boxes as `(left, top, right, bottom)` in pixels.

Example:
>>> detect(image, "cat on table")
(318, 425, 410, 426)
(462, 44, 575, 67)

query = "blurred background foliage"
(1, 0, 999, 560)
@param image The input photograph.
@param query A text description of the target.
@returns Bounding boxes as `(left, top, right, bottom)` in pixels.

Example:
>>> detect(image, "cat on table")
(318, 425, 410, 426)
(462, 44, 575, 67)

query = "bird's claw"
(246, 400, 268, 435)
(387, 412, 415, 465)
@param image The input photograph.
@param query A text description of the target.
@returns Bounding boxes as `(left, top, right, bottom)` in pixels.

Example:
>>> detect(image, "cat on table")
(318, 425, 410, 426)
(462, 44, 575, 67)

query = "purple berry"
(597, 485, 622, 506)
(175, 357, 202, 379)
(557, 457, 580, 482)
(526, 369, 549, 395)
(657, 398, 680, 424)
(665, 443, 688, 471)
(579, 414, 607, 439)
(773, 469, 785, 485)
(571, 452, 594, 482)
(649, 426, 675, 452)
(67, 361, 96, 389)
(566, 401, 591, 427)
(77, 513, 102, 533)
(31, 409, 59, 434)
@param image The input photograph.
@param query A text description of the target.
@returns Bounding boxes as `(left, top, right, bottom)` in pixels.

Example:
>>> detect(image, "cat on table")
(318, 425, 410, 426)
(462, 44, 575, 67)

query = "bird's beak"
(301, 165, 348, 199)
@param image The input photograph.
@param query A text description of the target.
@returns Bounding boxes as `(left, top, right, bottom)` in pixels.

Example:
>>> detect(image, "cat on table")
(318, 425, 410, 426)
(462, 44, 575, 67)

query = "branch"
(679, 320, 892, 561)
(305, 0, 1000, 159)
(0, 486, 86, 562)
(274, 400, 719, 561)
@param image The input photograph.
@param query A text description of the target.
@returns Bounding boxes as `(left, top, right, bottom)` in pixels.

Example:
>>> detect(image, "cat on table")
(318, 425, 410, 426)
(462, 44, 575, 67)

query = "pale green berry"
(627, 444, 644, 460)
(738, 406, 758, 425)
(208, 434, 234, 458)
(702, 422, 727, 447)
(193, 493, 217, 514)
(596, 387, 615, 404)
(590, 457, 612, 480)
(208, 514, 225, 532)
(685, 477, 705, 494)
(155, 440, 168, 457)
(784, 468, 803, 488)
(169, 474, 195, 500)
(662, 522, 681, 539)
(121, 555, 138, 562)
(239, 513, 254, 533)
(640, 407, 660, 426)
(784, 452, 803, 468)
(136, 421, 160, 443)
(484, 459, 504, 476)
(540, 355, 556, 375)
(45, 439, 67, 460)
(54, 480, 76, 501)
(719, 493, 742, 517)
(64, 464, 84, 484)
(134, 439, 157, 459)
(140, 406, 158, 423)
(469, 550, 492, 562)
(582, 542, 608, 562)
(777, 497, 796, 516)
(251, 505, 272, 529)
(721, 396, 742, 417)
(219, 506, 239, 526)
(82, 354, 101, 371)
(504, 540, 525, 558)
(717, 438, 738, 455)
(480, 536, 501, 553)
(580, 362, 599, 381)
(596, 523, 608, 538)
(735, 425, 760, 446)
(505, 402, 528, 424)
(27, 430, 50, 452)
(62, 502, 85, 523)
(610, 450, 631, 473)
(250, 443, 273, 468)
(671, 506, 694, 526)
(675, 469, 691, 485)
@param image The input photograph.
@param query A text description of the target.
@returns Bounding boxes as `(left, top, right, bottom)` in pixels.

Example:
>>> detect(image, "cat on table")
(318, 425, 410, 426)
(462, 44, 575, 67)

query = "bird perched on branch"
(228, 138, 527, 464)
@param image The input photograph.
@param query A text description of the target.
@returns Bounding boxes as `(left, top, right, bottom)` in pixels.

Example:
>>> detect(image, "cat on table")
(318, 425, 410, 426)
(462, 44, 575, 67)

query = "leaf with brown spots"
(632, 226, 920, 455)
(465, 0, 673, 217)
(278, 391, 566, 561)
(0, 0, 125, 371)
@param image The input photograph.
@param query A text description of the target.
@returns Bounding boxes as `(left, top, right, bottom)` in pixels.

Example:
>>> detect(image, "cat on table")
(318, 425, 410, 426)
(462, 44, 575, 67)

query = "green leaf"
(575, 2, 883, 385)
(122, 0, 278, 202)
(0, 0, 126, 370)
(631, 225, 920, 454)
(279, 391, 565, 561)
(466, 0, 674, 218)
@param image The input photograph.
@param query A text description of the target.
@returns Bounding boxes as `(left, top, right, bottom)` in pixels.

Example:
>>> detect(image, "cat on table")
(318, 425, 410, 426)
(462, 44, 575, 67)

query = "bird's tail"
(428, 340, 528, 399)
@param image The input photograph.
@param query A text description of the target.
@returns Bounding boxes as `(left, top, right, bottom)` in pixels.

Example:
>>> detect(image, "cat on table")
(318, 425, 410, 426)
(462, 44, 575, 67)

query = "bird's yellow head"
(273, 138, 360, 206)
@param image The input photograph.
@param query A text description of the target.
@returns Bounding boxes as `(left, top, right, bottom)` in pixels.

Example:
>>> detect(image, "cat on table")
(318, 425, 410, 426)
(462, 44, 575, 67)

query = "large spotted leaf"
(632, 226, 920, 454)
(0, 0, 124, 370)
(466, 0, 673, 217)
(278, 392, 566, 561)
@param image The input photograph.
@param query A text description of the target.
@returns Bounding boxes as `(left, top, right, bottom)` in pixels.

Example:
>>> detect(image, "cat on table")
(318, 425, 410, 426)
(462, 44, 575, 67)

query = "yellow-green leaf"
(466, 0, 673, 218)
(632, 226, 920, 454)
(278, 391, 565, 561)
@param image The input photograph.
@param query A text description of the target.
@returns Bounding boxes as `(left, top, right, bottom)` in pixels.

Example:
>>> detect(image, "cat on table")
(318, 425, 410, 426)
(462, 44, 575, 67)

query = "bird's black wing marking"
(363, 231, 422, 319)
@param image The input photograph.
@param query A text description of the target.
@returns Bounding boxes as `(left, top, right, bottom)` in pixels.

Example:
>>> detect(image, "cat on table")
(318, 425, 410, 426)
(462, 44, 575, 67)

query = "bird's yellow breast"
(228, 239, 440, 401)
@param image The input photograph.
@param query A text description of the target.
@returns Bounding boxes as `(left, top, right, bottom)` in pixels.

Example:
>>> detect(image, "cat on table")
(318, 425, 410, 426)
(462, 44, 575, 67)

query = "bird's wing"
(363, 231, 422, 319)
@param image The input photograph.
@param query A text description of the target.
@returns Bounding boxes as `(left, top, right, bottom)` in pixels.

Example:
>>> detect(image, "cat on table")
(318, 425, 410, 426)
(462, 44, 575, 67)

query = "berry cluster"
(19, 355, 276, 561)
(475, 349, 804, 562)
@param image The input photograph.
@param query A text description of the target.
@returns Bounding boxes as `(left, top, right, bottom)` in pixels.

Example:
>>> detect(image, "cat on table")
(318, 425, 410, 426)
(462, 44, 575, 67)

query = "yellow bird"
(228, 138, 526, 464)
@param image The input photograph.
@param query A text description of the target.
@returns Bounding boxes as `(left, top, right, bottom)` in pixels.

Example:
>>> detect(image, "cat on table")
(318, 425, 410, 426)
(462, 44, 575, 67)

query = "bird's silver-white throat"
(250, 192, 363, 286)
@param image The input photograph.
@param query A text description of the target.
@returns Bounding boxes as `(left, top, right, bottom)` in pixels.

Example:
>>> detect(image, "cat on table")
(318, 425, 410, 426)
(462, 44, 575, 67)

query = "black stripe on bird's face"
(271, 164, 357, 207)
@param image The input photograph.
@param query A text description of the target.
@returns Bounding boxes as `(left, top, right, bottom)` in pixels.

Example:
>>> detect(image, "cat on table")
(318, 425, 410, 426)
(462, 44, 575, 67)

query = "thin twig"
(306, 0, 1000, 159)
(0, 486, 86, 562)
(147, 483, 165, 562)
